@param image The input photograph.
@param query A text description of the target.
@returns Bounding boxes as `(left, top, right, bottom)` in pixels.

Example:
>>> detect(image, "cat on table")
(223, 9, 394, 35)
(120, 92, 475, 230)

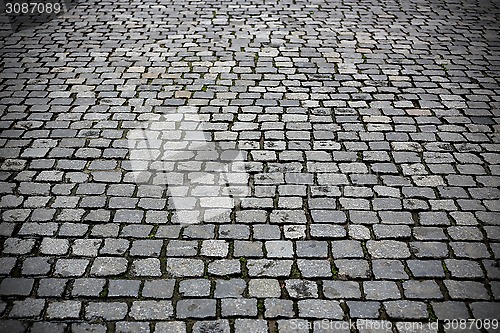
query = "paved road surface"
(0, 0, 499, 332)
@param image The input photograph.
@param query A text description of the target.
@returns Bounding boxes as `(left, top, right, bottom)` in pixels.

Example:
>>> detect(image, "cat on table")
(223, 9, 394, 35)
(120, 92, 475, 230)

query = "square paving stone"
(142, 280, 175, 298)
(108, 280, 141, 297)
(335, 259, 371, 279)
(192, 320, 230, 333)
(131, 258, 162, 277)
(0, 278, 34, 296)
(323, 281, 361, 299)
(247, 259, 292, 277)
(85, 302, 128, 321)
(31, 322, 67, 333)
(234, 319, 268, 333)
(154, 322, 186, 333)
(264, 298, 295, 318)
(444, 281, 489, 300)
(285, 280, 318, 298)
(208, 259, 241, 276)
(384, 300, 428, 320)
(47, 300, 81, 319)
(248, 279, 281, 298)
(37, 278, 67, 297)
(403, 280, 443, 299)
(221, 298, 257, 317)
(364, 281, 400, 300)
(406, 260, 445, 278)
(179, 279, 211, 297)
(71, 278, 106, 297)
(115, 322, 151, 333)
(9, 298, 45, 318)
(372, 260, 409, 280)
(297, 259, 332, 278)
(176, 299, 216, 319)
(347, 301, 381, 319)
(129, 301, 173, 320)
(297, 300, 343, 319)
(296, 241, 328, 258)
(166, 258, 204, 277)
(265, 241, 294, 258)
(90, 257, 128, 276)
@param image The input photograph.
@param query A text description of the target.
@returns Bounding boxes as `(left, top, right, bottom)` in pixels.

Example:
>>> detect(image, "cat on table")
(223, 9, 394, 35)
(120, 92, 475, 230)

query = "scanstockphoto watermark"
(290, 319, 429, 331)
(289, 319, 499, 331)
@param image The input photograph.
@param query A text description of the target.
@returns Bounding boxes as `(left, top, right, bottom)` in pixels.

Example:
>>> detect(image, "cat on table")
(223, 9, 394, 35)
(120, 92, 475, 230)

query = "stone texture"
(0, 0, 498, 328)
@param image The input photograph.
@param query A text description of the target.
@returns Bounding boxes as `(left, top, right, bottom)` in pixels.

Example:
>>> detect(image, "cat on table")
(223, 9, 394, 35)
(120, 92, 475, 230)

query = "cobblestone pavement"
(1, 0, 500, 332)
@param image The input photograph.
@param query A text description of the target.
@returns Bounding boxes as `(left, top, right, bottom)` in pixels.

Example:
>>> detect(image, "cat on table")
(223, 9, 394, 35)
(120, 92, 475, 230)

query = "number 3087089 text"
(4, 2, 65, 14)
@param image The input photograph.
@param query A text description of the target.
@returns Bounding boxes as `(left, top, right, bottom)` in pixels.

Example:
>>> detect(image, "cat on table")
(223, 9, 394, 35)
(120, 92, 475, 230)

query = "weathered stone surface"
(0, 0, 497, 328)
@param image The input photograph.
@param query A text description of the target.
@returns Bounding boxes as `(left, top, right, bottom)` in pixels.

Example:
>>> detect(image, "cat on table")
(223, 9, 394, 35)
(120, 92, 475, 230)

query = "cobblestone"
(108, 280, 141, 298)
(298, 300, 343, 319)
(384, 300, 428, 320)
(90, 257, 127, 276)
(129, 300, 173, 320)
(214, 279, 245, 298)
(177, 299, 216, 319)
(46, 301, 81, 319)
(1, 0, 499, 330)
(85, 302, 128, 321)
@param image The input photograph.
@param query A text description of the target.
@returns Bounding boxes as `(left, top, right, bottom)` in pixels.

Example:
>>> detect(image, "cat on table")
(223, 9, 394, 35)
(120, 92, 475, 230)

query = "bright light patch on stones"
(127, 106, 250, 225)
